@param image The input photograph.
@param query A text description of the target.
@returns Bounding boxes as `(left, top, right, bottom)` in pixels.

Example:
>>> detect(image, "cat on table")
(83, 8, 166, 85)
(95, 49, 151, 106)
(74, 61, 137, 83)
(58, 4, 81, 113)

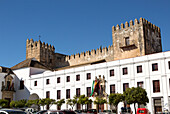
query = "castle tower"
(112, 18, 162, 60)
(26, 39, 55, 68)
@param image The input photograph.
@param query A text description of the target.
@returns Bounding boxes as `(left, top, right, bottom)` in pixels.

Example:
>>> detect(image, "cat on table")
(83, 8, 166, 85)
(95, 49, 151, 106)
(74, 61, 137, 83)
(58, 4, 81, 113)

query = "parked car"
(87, 109, 97, 114)
(0, 109, 26, 114)
(74, 110, 82, 113)
(26, 108, 38, 113)
(44, 110, 76, 114)
(74, 110, 82, 114)
(36, 110, 47, 114)
(137, 108, 149, 114)
(104, 110, 116, 114)
(120, 107, 132, 114)
(98, 110, 116, 114)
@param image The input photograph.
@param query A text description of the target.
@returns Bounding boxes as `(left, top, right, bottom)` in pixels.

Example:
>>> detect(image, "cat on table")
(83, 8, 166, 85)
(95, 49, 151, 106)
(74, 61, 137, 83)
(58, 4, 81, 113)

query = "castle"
(1, 18, 168, 114)
(25, 17, 162, 69)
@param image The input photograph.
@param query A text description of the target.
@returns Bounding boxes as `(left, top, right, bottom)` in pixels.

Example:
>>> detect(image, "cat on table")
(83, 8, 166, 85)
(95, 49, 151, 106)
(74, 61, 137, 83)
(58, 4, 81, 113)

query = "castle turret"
(112, 17, 162, 60)
(26, 39, 55, 68)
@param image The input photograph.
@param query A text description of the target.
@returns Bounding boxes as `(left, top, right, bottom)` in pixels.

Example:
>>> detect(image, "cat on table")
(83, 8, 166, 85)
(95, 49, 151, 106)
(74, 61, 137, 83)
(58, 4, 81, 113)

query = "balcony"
(1, 83, 15, 92)
(119, 40, 137, 50)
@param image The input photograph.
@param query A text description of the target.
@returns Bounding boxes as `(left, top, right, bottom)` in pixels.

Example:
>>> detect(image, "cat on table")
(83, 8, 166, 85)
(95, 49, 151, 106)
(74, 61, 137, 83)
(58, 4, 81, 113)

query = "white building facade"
(11, 51, 170, 114)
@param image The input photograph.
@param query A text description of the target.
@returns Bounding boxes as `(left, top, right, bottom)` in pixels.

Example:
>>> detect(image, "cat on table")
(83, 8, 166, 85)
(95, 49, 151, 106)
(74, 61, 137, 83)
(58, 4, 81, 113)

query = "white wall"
(18, 51, 170, 114)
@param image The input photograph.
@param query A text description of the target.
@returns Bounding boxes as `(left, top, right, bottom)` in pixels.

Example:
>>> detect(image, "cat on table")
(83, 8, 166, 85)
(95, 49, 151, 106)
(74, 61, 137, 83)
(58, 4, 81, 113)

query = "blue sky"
(0, 0, 170, 67)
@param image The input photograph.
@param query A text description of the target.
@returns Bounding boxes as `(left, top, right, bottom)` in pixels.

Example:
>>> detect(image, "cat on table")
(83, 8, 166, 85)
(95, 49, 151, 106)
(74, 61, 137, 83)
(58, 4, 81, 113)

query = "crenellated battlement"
(112, 18, 141, 31)
(25, 18, 162, 69)
(65, 45, 113, 61)
(112, 18, 160, 35)
(26, 38, 57, 68)
(26, 38, 55, 52)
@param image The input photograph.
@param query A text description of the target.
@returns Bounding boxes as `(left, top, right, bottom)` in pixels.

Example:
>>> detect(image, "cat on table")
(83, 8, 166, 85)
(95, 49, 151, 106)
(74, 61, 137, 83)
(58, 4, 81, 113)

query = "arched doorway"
(29, 93, 39, 100)
(29, 93, 40, 110)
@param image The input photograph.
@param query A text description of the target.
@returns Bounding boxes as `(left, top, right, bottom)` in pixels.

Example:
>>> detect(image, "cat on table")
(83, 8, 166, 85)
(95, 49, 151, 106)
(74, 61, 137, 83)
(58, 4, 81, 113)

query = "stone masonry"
(26, 18, 162, 69)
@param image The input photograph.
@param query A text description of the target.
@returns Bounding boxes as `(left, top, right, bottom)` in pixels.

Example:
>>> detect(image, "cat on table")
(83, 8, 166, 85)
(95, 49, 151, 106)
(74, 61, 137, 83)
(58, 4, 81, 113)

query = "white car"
(0, 109, 26, 114)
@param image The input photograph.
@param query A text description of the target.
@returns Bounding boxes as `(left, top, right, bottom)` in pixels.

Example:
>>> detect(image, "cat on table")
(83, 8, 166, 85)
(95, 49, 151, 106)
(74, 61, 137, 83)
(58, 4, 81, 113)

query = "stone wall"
(112, 18, 162, 61)
(26, 18, 162, 69)
(65, 45, 114, 66)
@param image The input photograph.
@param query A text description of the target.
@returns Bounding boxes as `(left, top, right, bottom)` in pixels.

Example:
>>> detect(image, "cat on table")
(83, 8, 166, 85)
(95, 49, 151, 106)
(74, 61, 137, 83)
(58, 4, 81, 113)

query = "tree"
(123, 87, 149, 114)
(38, 98, 46, 110)
(56, 99, 65, 110)
(34, 99, 41, 110)
(25, 100, 36, 107)
(16, 99, 27, 108)
(94, 97, 107, 112)
(66, 96, 78, 110)
(109, 93, 124, 114)
(10, 99, 27, 108)
(10, 100, 15, 108)
(84, 97, 92, 110)
(0, 99, 9, 108)
(77, 95, 91, 110)
(44, 98, 56, 109)
(25, 99, 41, 110)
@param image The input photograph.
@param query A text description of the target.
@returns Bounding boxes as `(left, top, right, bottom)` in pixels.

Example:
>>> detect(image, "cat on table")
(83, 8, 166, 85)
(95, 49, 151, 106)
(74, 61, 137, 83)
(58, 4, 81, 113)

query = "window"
(66, 76, 70, 82)
(46, 91, 50, 98)
(123, 83, 129, 92)
(137, 81, 144, 88)
(123, 67, 128, 75)
(86, 87, 91, 97)
(110, 69, 114, 77)
(154, 99, 162, 113)
(125, 37, 130, 46)
(57, 90, 61, 99)
(46, 79, 50, 85)
(57, 57, 61, 61)
(34, 81, 37, 86)
(87, 73, 91, 80)
(153, 80, 160, 93)
(49, 59, 52, 64)
(20, 80, 24, 90)
(76, 88, 81, 97)
(66, 89, 70, 99)
(110, 84, 115, 94)
(152, 63, 158, 71)
(57, 77, 60, 83)
(76, 74, 80, 81)
(169, 79, 170, 90)
(168, 61, 170, 69)
(137, 65, 142, 73)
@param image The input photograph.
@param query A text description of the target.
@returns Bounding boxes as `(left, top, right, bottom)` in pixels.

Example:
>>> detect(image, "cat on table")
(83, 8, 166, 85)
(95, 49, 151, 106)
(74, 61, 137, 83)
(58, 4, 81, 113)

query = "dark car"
(120, 107, 132, 114)
(87, 109, 97, 114)
(44, 110, 76, 114)
(74, 110, 82, 113)
(74, 110, 83, 114)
